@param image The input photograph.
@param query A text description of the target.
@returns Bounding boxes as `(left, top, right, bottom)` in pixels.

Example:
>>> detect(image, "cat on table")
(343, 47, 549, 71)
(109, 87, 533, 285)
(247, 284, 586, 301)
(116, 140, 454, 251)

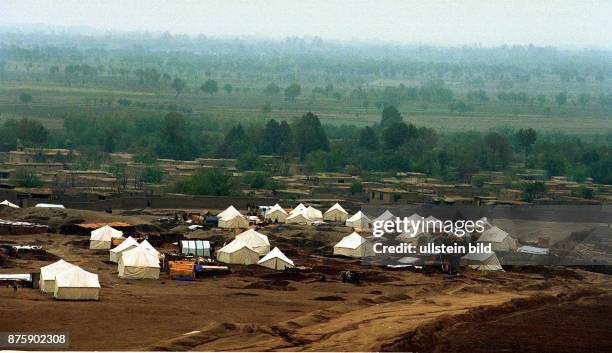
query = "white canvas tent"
(139, 239, 160, 257)
(53, 266, 100, 300)
(109, 236, 138, 263)
(218, 207, 249, 229)
(218, 205, 242, 219)
(218, 213, 249, 229)
(323, 203, 348, 222)
(257, 247, 295, 270)
(374, 210, 396, 223)
(477, 226, 517, 252)
(478, 217, 494, 231)
(304, 206, 323, 221)
(0, 200, 19, 208)
(285, 212, 312, 224)
(265, 204, 288, 223)
(118, 245, 160, 279)
(89, 225, 124, 250)
(462, 252, 503, 271)
(217, 205, 240, 219)
(333, 232, 367, 258)
(35, 203, 65, 208)
(217, 238, 260, 265)
(236, 228, 271, 255)
(39, 259, 77, 293)
(289, 203, 307, 215)
(345, 211, 371, 231)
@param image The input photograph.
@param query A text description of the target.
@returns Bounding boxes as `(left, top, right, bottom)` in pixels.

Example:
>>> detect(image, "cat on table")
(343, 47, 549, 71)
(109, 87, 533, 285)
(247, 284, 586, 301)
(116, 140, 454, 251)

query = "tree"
(171, 168, 235, 196)
(293, 112, 329, 159)
(358, 126, 379, 150)
(449, 100, 474, 114)
(555, 92, 567, 106)
(223, 83, 233, 94)
(382, 122, 416, 149)
(521, 181, 546, 202)
(264, 82, 281, 95)
(155, 112, 197, 160)
(380, 106, 402, 129)
(139, 166, 164, 183)
(236, 151, 262, 171)
(350, 181, 364, 194)
(0, 118, 48, 148)
(172, 76, 186, 96)
(19, 92, 32, 105)
(483, 132, 512, 169)
(284, 83, 301, 101)
(216, 124, 252, 158)
(200, 79, 218, 95)
(515, 128, 537, 163)
(578, 93, 590, 109)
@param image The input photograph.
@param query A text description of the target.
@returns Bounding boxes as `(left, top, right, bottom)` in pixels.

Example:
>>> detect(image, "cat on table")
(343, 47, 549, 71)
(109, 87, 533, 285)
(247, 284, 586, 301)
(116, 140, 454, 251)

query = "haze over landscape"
(1, 0, 611, 47)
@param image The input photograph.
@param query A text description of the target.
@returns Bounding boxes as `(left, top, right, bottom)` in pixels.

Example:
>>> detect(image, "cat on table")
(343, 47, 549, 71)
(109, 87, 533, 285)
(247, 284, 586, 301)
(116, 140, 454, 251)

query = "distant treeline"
(2, 107, 611, 186)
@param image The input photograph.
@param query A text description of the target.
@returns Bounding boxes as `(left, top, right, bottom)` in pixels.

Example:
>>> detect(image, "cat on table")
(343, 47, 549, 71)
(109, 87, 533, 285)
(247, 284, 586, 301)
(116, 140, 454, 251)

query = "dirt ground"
(0, 211, 611, 352)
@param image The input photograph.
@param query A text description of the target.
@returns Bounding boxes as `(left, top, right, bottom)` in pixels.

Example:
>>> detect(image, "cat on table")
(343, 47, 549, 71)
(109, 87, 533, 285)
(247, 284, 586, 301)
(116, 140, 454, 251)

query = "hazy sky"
(1, 0, 611, 47)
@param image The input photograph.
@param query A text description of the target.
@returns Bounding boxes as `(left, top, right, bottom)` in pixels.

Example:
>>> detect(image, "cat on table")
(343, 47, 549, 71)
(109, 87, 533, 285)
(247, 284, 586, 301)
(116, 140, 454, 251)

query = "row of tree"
(1, 107, 611, 185)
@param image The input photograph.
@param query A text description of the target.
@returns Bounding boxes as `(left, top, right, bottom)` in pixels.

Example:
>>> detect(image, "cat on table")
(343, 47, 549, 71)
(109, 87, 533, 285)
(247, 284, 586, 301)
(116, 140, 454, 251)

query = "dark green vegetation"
(0, 30, 611, 193)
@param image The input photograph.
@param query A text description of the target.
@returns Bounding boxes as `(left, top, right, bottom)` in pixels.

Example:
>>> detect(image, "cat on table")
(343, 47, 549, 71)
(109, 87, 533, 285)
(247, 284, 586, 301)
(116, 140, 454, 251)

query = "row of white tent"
(0, 200, 65, 209)
(334, 214, 518, 271)
(264, 202, 349, 224)
(88, 224, 161, 280)
(333, 230, 504, 271)
(346, 210, 518, 253)
(39, 260, 100, 300)
(216, 228, 294, 270)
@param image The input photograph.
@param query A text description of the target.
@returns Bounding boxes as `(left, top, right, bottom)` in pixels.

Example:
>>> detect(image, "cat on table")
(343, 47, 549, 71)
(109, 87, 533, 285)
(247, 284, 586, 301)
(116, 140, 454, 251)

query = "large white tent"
(235, 228, 271, 255)
(118, 245, 160, 279)
(217, 205, 240, 219)
(333, 232, 367, 258)
(0, 200, 19, 208)
(218, 206, 249, 229)
(374, 210, 396, 223)
(139, 239, 160, 257)
(109, 236, 139, 263)
(323, 203, 348, 222)
(53, 266, 100, 300)
(265, 203, 288, 223)
(219, 213, 249, 229)
(39, 259, 78, 293)
(345, 211, 371, 231)
(217, 238, 260, 265)
(304, 206, 323, 221)
(285, 212, 312, 224)
(461, 252, 503, 271)
(289, 203, 307, 215)
(89, 225, 124, 250)
(477, 226, 517, 252)
(257, 247, 294, 270)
